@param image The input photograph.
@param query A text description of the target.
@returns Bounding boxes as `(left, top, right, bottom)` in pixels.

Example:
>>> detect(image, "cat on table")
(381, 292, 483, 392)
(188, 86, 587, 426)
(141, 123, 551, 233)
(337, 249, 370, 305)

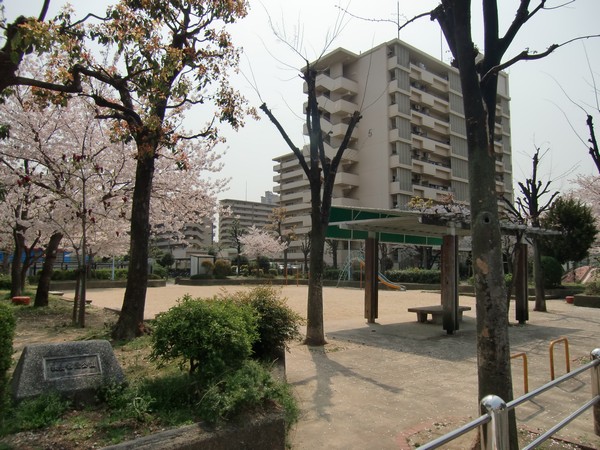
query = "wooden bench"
(407, 305, 471, 324)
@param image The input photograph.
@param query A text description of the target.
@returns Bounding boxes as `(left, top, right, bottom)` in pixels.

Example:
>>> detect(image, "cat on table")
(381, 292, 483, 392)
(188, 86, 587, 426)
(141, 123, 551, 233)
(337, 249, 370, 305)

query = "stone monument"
(11, 340, 125, 405)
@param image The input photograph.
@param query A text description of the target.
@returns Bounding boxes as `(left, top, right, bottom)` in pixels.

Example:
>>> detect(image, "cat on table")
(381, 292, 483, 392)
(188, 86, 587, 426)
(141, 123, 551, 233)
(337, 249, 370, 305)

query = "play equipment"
(337, 253, 406, 290)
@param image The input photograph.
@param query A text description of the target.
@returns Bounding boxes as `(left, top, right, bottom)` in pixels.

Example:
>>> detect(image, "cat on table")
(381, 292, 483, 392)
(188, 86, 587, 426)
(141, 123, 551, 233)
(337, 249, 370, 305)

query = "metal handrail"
(416, 415, 489, 450)
(418, 348, 600, 449)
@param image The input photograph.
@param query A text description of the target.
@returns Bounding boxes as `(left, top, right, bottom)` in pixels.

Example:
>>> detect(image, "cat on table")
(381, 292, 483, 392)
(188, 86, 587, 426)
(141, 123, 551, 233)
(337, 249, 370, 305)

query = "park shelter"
(327, 206, 532, 334)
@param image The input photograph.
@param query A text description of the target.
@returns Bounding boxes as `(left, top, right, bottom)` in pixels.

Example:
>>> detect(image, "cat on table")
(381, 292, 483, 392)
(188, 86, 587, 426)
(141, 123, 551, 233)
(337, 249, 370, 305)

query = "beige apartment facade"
(273, 39, 513, 261)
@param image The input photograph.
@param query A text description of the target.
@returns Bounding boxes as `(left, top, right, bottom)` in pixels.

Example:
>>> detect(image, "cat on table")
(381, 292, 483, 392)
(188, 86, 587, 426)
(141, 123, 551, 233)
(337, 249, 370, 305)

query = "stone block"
(11, 339, 125, 405)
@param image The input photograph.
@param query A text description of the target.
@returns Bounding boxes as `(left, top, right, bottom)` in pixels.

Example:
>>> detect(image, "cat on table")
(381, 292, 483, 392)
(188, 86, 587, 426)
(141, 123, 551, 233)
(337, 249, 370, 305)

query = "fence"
(418, 348, 600, 449)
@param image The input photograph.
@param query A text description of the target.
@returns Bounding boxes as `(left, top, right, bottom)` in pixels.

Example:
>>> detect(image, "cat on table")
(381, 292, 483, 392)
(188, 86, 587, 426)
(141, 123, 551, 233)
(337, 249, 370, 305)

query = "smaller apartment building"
(274, 38, 513, 262)
(219, 194, 279, 260)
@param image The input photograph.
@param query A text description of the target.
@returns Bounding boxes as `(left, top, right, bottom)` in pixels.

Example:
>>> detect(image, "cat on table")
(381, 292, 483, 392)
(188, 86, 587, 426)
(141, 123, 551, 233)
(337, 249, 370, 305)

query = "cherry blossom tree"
(240, 226, 287, 261)
(0, 60, 133, 317)
(61, 0, 253, 340)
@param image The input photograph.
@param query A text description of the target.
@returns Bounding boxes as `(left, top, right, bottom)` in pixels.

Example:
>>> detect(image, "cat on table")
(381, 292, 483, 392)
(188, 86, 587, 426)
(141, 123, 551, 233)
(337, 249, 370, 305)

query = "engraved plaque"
(43, 354, 102, 380)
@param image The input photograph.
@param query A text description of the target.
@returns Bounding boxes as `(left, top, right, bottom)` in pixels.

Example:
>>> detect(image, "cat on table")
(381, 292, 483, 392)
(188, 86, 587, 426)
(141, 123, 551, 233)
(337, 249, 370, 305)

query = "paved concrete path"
(68, 285, 600, 449)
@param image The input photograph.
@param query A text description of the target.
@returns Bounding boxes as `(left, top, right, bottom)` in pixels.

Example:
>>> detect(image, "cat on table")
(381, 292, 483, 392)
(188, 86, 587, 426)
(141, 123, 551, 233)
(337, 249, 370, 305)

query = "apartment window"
(389, 93, 396, 105)
(389, 69, 397, 81)
(390, 143, 397, 155)
(390, 118, 397, 130)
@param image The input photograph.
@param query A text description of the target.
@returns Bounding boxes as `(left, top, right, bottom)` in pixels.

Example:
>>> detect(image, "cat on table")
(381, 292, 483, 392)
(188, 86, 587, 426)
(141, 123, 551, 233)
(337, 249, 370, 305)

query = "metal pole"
(481, 395, 508, 450)
(592, 348, 600, 436)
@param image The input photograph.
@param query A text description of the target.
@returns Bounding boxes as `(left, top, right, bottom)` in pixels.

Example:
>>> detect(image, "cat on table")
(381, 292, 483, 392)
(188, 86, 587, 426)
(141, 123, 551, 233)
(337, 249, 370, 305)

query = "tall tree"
(260, 14, 362, 344)
(505, 147, 559, 312)
(228, 218, 246, 275)
(53, 0, 252, 339)
(540, 196, 598, 266)
(0, 71, 133, 313)
(397, 1, 599, 446)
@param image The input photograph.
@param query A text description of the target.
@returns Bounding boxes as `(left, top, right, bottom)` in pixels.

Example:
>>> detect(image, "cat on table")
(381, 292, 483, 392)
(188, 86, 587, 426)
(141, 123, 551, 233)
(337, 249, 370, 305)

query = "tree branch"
(259, 102, 310, 176)
(482, 35, 600, 84)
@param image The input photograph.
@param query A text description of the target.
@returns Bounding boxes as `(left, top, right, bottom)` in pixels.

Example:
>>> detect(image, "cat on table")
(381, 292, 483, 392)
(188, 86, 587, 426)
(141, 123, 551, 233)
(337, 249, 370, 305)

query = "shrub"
(268, 268, 278, 277)
(213, 259, 231, 279)
(190, 273, 214, 280)
(323, 268, 342, 280)
(384, 268, 441, 284)
(585, 276, 600, 295)
(197, 359, 299, 426)
(541, 256, 563, 288)
(6, 391, 70, 432)
(150, 296, 258, 381)
(230, 285, 303, 360)
(0, 275, 11, 290)
(201, 260, 214, 275)
(0, 303, 16, 411)
(152, 265, 167, 279)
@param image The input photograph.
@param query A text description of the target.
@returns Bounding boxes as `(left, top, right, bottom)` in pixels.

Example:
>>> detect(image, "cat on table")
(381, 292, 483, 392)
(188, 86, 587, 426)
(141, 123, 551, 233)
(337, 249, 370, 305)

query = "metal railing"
(418, 348, 600, 449)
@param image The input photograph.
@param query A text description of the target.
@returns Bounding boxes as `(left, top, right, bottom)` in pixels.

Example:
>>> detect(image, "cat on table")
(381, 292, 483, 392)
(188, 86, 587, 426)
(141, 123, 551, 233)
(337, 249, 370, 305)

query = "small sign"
(43, 354, 102, 380)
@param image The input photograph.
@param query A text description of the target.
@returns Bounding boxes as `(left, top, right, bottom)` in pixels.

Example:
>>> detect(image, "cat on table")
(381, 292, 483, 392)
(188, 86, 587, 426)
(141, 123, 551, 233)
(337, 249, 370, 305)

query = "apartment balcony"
(323, 141, 359, 165)
(313, 97, 359, 118)
(413, 158, 452, 179)
(411, 111, 450, 136)
(303, 120, 359, 140)
(335, 172, 360, 190)
(311, 73, 359, 96)
(390, 181, 412, 195)
(332, 197, 361, 208)
(410, 62, 449, 87)
(411, 131, 451, 154)
(410, 89, 449, 115)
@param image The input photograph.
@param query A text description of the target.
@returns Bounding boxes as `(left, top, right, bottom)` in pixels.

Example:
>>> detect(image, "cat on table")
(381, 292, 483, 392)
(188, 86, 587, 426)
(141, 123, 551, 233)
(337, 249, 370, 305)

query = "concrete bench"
(407, 305, 471, 324)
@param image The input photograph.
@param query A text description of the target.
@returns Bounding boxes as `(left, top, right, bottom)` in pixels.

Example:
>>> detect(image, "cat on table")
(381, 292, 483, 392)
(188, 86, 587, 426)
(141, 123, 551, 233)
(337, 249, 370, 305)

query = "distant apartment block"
(219, 192, 279, 259)
(273, 38, 513, 260)
(153, 220, 215, 269)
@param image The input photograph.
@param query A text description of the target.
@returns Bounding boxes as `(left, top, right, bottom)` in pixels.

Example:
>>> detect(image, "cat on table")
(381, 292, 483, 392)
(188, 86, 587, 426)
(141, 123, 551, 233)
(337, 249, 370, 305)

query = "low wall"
(573, 294, 600, 308)
(49, 279, 166, 291)
(102, 411, 286, 450)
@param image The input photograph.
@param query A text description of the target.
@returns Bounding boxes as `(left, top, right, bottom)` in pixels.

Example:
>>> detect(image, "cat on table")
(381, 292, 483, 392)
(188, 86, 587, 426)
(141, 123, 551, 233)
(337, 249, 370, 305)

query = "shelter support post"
(364, 234, 378, 323)
(514, 241, 529, 324)
(441, 232, 458, 334)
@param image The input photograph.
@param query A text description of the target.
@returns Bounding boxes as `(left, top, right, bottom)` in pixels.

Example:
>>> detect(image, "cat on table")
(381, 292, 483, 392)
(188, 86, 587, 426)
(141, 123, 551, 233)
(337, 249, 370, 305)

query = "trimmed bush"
(152, 265, 167, 279)
(323, 268, 342, 280)
(150, 295, 258, 381)
(190, 273, 214, 280)
(230, 285, 303, 360)
(384, 268, 441, 284)
(541, 256, 563, 288)
(201, 260, 214, 275)
(213, 259, 231, 279)
(0, 302, 16, 411)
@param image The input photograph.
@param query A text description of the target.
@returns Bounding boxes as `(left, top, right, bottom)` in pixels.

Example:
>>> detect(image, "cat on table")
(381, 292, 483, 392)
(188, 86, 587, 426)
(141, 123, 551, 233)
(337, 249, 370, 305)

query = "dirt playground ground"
(64, 284, 600, 449)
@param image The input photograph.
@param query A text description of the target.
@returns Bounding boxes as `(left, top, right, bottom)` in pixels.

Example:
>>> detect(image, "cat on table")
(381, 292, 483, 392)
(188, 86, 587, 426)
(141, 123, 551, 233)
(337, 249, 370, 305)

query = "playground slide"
(355, 258, 406, 291)
(377, 272, 407, 291)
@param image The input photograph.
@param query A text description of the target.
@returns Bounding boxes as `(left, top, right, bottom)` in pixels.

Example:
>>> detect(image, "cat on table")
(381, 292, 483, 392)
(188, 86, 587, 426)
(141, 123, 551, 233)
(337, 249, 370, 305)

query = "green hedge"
(0, 302, 16, 411)
(0, 275, 11, 290)
(384, 268, 441, 284)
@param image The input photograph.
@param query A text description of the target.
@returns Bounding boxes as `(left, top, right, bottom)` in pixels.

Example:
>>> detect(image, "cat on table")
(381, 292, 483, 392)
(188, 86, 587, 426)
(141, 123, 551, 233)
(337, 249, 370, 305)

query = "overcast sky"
(5, 0, 600, 203)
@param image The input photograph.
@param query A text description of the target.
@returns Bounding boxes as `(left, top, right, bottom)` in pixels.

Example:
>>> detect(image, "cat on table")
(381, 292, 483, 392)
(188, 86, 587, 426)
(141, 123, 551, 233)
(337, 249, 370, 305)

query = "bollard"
(549, 337, 570, 381)
(481, 395, 508, 450)
(511, 352, 529, 394)
(592, 348, 600, 436)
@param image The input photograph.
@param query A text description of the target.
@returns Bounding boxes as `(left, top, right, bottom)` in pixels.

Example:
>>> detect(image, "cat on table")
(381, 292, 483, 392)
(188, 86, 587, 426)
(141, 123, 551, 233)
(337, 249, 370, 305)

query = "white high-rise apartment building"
(273, 39, 512, 260)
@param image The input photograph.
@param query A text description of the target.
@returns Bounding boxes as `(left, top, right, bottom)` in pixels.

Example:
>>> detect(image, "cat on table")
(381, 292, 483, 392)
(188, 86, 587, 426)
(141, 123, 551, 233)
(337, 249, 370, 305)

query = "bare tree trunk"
(34, 232, 63, 307)
(306, 218, 326, 345)
(532, 240, 546, 311)
(112, 153, 154, 340)
(10, 232, 25, 298)
(444, 9, 518, 447)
